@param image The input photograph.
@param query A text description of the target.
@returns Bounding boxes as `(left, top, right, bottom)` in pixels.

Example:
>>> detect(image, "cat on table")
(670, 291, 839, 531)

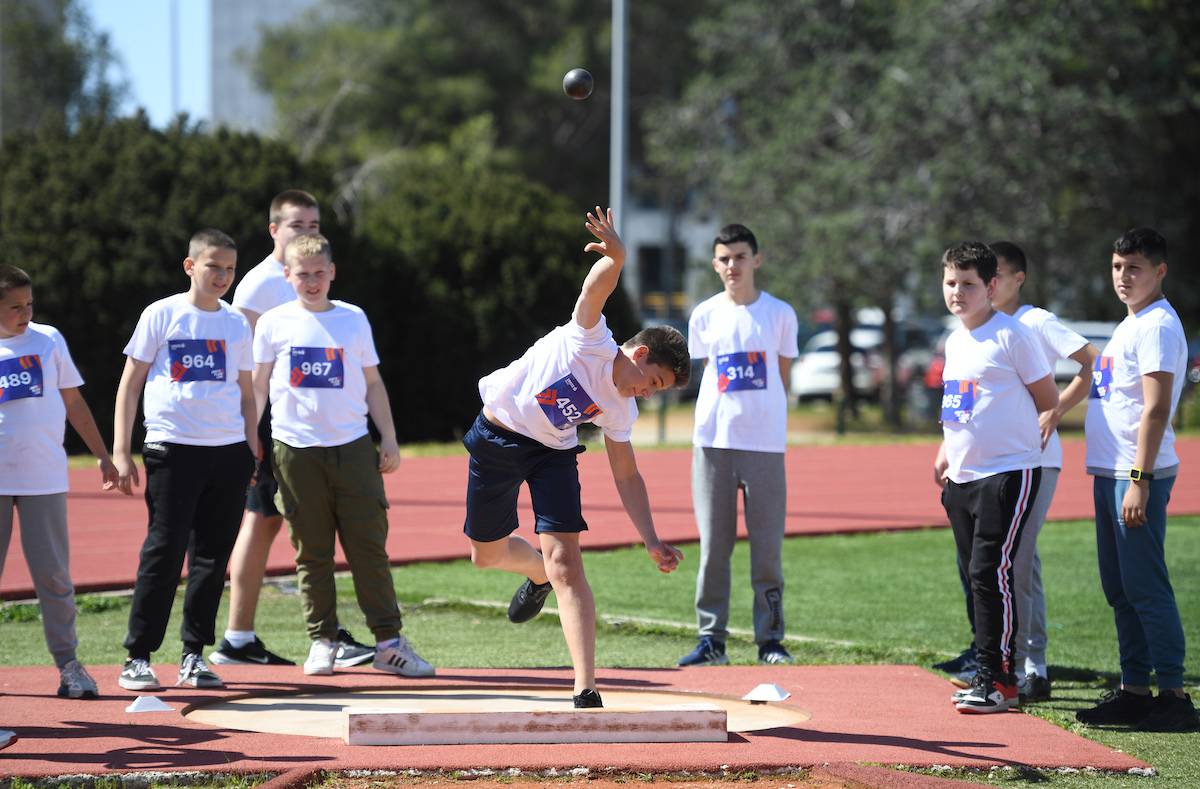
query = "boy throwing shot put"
(934, 242, 1057, 713)
(1076, 228, 1197, 732)
(679, 224, 798, 667)
(464, 207, 689, 708)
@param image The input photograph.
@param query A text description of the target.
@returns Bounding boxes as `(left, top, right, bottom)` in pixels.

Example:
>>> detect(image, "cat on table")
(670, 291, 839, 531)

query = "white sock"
(224, 629, 256, 648)
(376, 637, 400, 650)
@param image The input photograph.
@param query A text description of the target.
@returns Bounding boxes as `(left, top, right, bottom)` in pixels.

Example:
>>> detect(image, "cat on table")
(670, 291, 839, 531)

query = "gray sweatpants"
(1013, 468, 1059, 678)
(0, 494, 78, 667)
(691, 447, 787, 643)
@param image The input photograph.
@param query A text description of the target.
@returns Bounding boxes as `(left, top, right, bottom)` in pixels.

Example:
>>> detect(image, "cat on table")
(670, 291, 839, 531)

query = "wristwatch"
(1129, 467, 1154, 482)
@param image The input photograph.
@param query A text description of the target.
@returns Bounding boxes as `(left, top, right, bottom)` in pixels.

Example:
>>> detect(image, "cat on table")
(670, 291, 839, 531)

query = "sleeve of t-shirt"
(1134, 321, 1185, 376)
(571, 314, 616, 359)
(1008, 325, 1053, 384)
(598, 399, 637, 443)
(51, 328, 84, 388)
(359, 313, 381, 368)
(122, 304, 163, 363)
(252, 315, 276, 365)
(778, 304, 800, 358)
(687, 308, 708, 360)
(232, 271, 274, 315)
(1038, 313, 1088, 360)
(232, 315, 254, 372)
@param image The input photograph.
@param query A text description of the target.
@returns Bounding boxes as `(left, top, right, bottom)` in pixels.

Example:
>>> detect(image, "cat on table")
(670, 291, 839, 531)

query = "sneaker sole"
(303, 665, 334, 676)
(372, 662, 436, 678)
(57, 687, 98, 700)
(118, 679, 161, 691)
(179, 678, 224, 689)
(956, 700, 1016, 714)
(679, 656, 730, 667)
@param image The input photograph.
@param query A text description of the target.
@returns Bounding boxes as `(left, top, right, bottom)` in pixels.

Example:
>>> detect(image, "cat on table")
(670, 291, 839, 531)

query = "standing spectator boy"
(934, 242, 1058, 713)
(253, 233, 433, 678)
(0, 264, 118, 699)
(113, 230, 258, 690)
(1076, 228, 1198, 732)
(679, 224, 798, 667)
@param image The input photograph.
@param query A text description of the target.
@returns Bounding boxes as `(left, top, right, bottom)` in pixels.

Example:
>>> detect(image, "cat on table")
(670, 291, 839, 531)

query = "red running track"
(2, 438, 1197, 599)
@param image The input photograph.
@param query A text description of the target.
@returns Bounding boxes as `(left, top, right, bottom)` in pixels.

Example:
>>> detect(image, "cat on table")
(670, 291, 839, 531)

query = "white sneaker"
(0, 729, 16, 751)
(373, 634, 436, 677)
(58, 660, 99, 699)
(304, 638, 336, 676)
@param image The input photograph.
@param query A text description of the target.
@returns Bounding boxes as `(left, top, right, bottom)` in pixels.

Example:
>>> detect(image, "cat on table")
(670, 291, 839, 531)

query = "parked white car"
(790, 327, 883, 402)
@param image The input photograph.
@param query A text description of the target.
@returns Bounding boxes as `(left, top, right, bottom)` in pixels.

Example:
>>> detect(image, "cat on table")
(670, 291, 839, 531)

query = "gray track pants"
(691, 447, 787, 643)
(1013, 468, 1058, 677)
(0, 494, 78, 667)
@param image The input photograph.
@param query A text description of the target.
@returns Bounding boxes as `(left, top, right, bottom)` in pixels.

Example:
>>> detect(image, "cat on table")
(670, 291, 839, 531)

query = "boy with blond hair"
(113, 229, 258, 691)
(1, 263, 117, 699)
(253, 233, 433, 677)
(464, 207, 688, 707)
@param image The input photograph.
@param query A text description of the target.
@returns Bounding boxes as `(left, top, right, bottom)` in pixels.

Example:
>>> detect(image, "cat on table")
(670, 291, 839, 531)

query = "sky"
(84, 0, 211, 126)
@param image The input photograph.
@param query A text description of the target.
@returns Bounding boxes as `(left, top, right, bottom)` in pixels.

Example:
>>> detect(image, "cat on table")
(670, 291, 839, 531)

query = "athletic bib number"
(535, 373, 603, 430)
(1090, 356, 1114, 400)
(290, 346, 345, 388)
(169, 339, 227, 382)
(941, 379, 977, 424)
(0, 354, 43, 402)
(717, 351, 767, 393)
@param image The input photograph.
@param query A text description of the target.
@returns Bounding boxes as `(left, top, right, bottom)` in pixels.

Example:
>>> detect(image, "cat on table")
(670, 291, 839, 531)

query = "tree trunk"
(834, 298, 857, 434)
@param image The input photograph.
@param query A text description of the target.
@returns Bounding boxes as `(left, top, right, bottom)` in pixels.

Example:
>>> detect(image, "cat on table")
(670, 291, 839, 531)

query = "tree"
(0, 0, 125, 137)
(648, 0, 1200, 429)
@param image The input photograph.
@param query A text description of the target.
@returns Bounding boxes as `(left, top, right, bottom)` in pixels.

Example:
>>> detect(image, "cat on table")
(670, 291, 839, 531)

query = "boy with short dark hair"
(113, 229, 258, 691)
(253, 233, 434, 678)
(0, 264, 117, 699)
(1076, 227, 1198, 732)
(464, 207, 688, 708)
(934, 241, 1058, 713)
(679, 223, 798, 667)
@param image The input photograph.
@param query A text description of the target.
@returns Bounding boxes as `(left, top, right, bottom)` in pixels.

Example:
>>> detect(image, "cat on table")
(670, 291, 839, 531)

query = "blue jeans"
(1093, 475, 1186, 689)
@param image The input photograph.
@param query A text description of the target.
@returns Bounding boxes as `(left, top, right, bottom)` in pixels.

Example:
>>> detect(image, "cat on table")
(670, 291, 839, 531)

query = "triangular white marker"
(741, 683, 791, 703)
(125, 695, 174, 713)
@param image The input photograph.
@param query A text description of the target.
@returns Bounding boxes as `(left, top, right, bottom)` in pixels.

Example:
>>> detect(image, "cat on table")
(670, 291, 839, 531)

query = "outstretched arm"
(573, 207, 626, 331)
(604, 435, 683, 573)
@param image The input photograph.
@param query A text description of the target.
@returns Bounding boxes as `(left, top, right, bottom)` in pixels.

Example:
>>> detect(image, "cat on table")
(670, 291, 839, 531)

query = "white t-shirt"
(124, 294, 253, 446)
(941, 311, 1051, 483)
(1014, 305, 1088, 469)
(255, 300, 380, 448)
(0, 323, 83, 495)
(1085, 298, 1186, 476)
(232, 255, 295, 317)
(689, 291, 798, 453)
(478, 314, 637, 449)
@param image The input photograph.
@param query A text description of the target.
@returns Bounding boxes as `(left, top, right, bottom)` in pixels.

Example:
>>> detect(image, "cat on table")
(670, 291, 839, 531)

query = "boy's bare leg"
(227, 512, 284, 630)
(469, 535, 549, 584)
(539, 532, 595, 694)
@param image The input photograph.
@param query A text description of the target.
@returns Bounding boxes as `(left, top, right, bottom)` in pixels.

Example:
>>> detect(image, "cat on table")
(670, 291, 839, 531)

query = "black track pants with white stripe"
(942, 467, 1041, 677)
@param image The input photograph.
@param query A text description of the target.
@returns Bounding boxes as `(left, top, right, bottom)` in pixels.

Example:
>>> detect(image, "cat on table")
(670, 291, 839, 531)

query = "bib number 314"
(717, 351, 767, 393)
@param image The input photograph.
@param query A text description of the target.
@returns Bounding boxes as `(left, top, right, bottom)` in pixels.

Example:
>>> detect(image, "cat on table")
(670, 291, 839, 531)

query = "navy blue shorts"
(462, 412, 587, 543)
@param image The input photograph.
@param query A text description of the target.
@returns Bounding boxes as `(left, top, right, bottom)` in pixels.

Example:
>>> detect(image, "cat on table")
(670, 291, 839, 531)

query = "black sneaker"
(177, 652, 223, 688)
(335, 628, 376, 668)
(757, 640, 794, 665)
(573, 688, 604, 708)
(1136, 692, 1200, 732)
(932, 645, 977, 674)
(678, 636, 729, 667)
(1018, 674, 1052, 703)
(508, 578, 553, 623)
(209, 637, 295, 666)
(1075, 689, 1155, 726)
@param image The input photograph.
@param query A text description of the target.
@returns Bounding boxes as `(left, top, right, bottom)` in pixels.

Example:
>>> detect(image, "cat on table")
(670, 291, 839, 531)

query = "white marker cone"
(125, 695, 174, 713)
(741, 683, 791, 703)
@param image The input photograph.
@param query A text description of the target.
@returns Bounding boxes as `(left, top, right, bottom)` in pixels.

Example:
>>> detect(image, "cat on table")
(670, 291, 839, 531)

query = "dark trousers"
(942, 467, 1040, 677)
(124, 441, 255, 659)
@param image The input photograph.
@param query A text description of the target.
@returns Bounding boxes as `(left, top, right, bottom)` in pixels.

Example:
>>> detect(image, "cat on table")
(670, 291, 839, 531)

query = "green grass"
(2, 518, 1197, 788)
